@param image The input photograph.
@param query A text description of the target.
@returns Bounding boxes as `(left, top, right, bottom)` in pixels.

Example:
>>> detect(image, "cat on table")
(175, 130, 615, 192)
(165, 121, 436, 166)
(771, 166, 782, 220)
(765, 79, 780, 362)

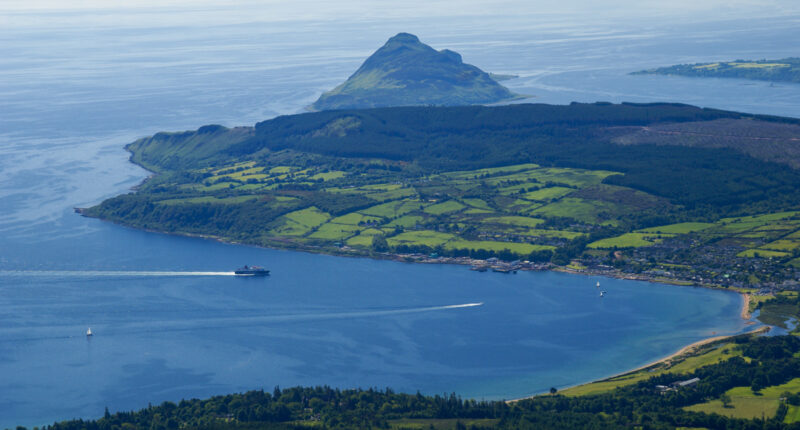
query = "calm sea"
(1, 4, 798, 428)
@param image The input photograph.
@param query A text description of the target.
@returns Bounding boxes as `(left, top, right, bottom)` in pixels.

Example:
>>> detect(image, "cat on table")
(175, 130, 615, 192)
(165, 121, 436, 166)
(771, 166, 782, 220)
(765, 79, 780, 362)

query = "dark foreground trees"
(34, 335, 800, 430)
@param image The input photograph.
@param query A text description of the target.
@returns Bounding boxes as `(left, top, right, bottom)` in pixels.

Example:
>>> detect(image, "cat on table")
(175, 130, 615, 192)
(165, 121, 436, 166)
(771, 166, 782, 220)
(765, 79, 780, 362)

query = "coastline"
(508, 325, 770, 402)
(608, 325, 769, 378)
(74, 208, 752, 294)
(79, 148, 770, 299)
(741, 293, 752, 319)
(78, 206, 772, 404)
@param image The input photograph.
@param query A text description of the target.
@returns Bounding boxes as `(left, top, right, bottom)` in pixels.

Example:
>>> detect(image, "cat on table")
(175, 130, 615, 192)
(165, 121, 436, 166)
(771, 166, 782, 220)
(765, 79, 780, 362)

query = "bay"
(2, 4, 797, 427)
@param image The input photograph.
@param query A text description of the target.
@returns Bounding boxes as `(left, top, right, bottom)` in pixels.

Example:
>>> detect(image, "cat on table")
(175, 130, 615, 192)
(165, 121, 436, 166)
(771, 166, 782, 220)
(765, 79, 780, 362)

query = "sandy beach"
(741, 293, 752, 319)
(619, 325, 769, 377)
(509, 313, 769, 402)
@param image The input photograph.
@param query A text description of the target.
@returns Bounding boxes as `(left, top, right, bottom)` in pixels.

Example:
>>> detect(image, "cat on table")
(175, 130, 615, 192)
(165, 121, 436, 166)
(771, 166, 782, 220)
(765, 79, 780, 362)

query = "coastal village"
(348, 235, 800, 292)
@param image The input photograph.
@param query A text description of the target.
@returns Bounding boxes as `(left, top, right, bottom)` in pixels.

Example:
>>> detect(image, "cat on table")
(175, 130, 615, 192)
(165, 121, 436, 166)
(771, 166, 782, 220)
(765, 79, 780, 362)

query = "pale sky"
(1, 0, 799, 34)
(2, 0, 799, 20)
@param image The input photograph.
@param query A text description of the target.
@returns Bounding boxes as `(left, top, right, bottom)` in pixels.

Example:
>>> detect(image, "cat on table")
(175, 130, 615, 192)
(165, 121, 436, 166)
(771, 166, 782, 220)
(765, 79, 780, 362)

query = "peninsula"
(310, 33, 522, 110)
(82, 102, 800, 293)
(633, 57, 800, 84)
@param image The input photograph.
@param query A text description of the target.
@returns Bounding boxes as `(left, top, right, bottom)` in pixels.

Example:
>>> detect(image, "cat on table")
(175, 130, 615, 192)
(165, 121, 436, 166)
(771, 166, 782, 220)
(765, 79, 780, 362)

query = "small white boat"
(86, 328, 93, 337)
(600, 291, 607, 297)
(596, 281, 600, 288)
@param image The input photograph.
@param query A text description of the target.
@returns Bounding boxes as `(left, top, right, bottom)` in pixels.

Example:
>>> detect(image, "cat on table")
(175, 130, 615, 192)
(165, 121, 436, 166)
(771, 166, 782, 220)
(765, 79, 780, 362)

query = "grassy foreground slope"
(84, 103, 800, 287)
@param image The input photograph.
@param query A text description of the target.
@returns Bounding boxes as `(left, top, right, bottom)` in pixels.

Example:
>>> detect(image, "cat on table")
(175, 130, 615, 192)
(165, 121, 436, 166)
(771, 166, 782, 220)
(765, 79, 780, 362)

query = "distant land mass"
(83, 103, 800, 290)
(633, 58, 800, 83)
(310, 33, 523, 111)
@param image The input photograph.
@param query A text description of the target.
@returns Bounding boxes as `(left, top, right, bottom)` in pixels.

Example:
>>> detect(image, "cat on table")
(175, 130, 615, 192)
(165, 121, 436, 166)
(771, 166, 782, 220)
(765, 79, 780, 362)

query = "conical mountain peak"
(310, 33, 521, 111)
(385, 32, 421, 45)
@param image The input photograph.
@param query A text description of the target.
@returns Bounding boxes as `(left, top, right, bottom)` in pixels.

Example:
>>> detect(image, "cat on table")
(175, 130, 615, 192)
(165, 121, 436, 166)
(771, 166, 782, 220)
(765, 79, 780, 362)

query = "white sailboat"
(86, 327, 93, 337)
(596, 281, 600, 288)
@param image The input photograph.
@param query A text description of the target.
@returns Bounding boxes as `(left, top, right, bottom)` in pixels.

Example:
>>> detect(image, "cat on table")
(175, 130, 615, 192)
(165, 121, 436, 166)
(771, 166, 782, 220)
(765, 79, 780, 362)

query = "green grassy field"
(786, 406, 800, 424)
(721, 212, 800, 224)
(684, 394, 779, 420)
(588, 232, 668, 249)
(98, 149, 800, 267)
(738, 249, 790, 258)
(345, 228, 384, 247)
(591, 212, 800, 266)
(481, 216, 544, 228)
(531, 197, 625, 224)
(461, 198, 492, 210)
(308, 170, 347, 181)
(761, 240, 800, 251)
(272, 207, 331, 236)
(561, 343, 743, 397)
(271, 219, 314, 236)
(528, 229, 584, 239)
(238, 162, 650, 255)
(157, 195, 259, 205)
(387, 230, 456, 247)
(684, 378, 800, 420)
(424, 200, 466, 215)
(309, 223, 361, 240)
(440, 163, 540, 179)
(284, 207, 330, 227)
(329, 213, 383, 226)
(729, 62, 791, 69)
(445, 240, 552, 254)
(637, 222, 714, 235)
(386, 215, 424, 228)
(521, 186, 575, 201)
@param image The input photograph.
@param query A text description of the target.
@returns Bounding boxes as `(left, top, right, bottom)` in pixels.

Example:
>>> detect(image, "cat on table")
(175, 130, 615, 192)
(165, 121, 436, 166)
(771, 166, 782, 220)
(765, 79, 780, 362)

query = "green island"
(633, 58, 800, 84)
(82, 102, 800, 292)
(25, 321, 800, 429)
(310, 33, 522, 111)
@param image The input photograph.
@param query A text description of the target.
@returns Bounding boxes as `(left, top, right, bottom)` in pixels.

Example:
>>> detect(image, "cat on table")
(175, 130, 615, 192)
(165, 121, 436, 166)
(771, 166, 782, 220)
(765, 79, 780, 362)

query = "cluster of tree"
(28, 335, 800, 430)
(83, 187, 381, 239)
(756, 294, 800, 333)
(391, 243, 523, 262)
(82, 194, 292, 240)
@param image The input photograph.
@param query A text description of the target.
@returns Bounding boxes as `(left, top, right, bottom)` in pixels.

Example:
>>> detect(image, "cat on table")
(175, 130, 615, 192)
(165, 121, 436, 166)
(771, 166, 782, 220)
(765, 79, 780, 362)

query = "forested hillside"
(84, 102, 800, 288)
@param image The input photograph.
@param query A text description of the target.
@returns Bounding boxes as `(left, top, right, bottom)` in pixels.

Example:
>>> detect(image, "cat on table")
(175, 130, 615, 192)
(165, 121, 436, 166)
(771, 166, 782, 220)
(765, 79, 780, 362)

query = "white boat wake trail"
(113, 302, 487, 332)
(0, 270, 236, 277)
(0, 303, 485, 341)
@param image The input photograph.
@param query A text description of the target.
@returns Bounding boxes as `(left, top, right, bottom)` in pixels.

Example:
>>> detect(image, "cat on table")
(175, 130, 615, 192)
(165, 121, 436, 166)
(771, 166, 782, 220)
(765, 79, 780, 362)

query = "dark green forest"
(136, 102, 800, 212)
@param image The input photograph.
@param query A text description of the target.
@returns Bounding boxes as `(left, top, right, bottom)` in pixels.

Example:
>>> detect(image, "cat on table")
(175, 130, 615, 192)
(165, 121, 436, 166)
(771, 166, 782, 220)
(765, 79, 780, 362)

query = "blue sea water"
(1, 4, 798, 428)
